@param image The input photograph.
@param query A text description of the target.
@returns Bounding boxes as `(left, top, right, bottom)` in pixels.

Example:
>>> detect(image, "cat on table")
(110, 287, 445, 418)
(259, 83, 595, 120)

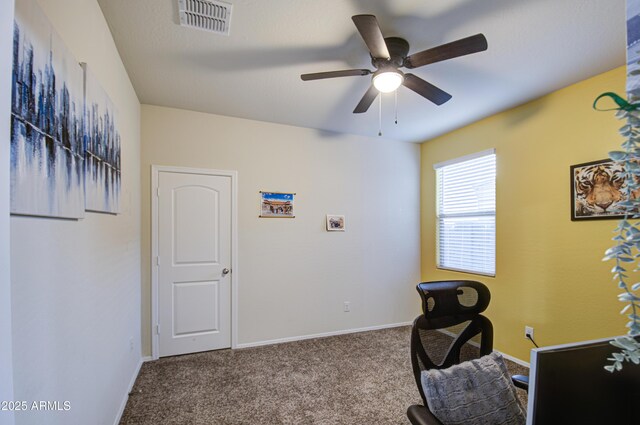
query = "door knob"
(222, 268, 230, 276)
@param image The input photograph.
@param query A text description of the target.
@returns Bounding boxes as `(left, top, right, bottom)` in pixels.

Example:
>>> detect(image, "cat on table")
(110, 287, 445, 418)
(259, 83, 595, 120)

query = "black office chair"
(407, 280, 528, 425)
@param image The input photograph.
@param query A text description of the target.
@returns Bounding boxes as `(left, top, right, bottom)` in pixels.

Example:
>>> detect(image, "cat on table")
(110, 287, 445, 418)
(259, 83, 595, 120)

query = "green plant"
(596, 92, 640, 372)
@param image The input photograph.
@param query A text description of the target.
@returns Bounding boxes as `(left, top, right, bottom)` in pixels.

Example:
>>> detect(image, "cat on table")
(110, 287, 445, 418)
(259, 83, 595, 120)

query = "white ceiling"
(97, 0, 625, 143)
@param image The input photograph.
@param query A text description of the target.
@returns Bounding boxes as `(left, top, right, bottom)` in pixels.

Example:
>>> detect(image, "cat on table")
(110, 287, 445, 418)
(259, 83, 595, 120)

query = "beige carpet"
(120, 326, 528, 424)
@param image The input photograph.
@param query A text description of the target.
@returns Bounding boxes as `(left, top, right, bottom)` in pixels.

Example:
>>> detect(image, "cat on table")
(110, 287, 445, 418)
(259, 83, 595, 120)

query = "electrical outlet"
(525, 326, 534, 339)
(343, 302, 351, 312)
(129, 337, 134, 352)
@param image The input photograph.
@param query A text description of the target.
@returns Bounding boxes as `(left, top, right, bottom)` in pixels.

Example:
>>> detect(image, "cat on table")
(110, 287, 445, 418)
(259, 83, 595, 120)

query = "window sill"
(436, 266, 495, 278)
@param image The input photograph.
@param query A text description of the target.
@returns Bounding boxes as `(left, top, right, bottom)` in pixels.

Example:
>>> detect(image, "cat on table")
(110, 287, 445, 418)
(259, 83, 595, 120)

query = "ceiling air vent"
(178, 0, 232, 36)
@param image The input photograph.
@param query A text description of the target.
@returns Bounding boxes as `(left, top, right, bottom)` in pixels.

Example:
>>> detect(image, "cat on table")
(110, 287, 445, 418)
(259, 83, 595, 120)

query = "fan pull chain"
(394, 90, 398, 125)
(378, 94, 382, 137)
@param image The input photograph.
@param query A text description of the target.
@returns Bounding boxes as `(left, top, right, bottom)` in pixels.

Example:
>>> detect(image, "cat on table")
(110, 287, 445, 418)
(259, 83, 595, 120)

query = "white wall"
(1, 0, 16, 423)
(9, 1, 141, 424)
(142, 105, 421, 354)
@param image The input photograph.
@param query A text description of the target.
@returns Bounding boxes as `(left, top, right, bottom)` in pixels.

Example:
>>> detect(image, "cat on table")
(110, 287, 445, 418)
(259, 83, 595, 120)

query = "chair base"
(407, 405, 443, 425)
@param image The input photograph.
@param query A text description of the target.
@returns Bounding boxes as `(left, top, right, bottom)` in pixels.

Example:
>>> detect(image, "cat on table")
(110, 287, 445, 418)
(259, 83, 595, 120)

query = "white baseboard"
(141, 356, 153, 362)
(235, 321, 412, 349)
(437, 328, 481, 348)
(497, 350, 530, 368)
(113, 358, 144, 425)
(437, 329, 530, 368)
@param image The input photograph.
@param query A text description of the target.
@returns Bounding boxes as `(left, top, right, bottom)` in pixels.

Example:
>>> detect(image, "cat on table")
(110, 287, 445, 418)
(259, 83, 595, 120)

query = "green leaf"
(611, 340, 628, 350)
(619, 293, 640, 301)
(620, 227, 640, 237)
(610, 151, 628, 160)
(628, 163, 640, 172)
(605, 246, 623, 255)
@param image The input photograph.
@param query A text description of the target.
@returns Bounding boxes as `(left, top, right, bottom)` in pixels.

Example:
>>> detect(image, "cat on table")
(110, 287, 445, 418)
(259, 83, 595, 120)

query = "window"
(435, 149, 496, 276)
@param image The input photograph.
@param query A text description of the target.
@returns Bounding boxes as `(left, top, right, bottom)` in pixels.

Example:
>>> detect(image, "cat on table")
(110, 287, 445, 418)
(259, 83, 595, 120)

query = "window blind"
(435, 150, 496, 276)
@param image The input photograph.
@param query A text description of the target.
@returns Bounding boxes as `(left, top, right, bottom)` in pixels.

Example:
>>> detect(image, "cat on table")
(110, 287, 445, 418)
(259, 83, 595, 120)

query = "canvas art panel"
(82, 63, 121, 214)
(10, 0, 85, 218)
(570, 159, 639, 220)
(260, 192, 295, 218)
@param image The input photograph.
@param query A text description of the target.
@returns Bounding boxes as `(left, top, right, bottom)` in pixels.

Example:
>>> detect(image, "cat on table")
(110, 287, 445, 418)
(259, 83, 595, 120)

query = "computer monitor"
(526, 336, 640, 425)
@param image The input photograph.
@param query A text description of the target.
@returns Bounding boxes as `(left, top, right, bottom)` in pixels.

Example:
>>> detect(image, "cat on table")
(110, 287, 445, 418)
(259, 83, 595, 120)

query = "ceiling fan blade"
(352, 15, 390, 59)
(403, 73, 452, 105)
(300, 69, 371, 81)
(404, 34, 488, 69)
(353, 85, 379, 113)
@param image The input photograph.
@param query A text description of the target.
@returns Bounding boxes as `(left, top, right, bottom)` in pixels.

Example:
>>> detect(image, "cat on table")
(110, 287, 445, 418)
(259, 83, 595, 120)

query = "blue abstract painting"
(82, 63, 121, 214)
(11, 0, 85, 219)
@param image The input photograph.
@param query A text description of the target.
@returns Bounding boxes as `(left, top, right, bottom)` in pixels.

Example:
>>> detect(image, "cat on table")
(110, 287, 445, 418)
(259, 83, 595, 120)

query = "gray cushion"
(421, 352, 526, 425)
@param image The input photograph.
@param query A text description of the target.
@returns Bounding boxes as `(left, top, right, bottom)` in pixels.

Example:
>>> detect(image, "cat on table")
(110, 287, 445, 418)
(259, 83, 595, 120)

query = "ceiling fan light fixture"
(373, 70, 404, 93)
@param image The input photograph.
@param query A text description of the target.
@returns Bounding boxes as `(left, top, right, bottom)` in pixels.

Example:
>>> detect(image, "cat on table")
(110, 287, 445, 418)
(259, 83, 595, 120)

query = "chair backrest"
(410, 280, 493, 405)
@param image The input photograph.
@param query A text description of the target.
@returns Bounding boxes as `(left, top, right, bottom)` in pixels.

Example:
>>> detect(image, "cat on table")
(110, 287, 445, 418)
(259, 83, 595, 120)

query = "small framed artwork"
(326, 215, 345, 231)
(570, 159, 637, 220)
(260, 192, 295, 218)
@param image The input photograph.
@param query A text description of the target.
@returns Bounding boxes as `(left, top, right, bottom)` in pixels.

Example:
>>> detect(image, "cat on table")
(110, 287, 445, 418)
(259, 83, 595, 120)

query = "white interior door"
(158, 171, 232, 357)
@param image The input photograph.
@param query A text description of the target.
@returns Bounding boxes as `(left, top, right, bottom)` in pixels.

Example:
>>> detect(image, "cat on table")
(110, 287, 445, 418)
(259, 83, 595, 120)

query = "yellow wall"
(421, 66, 628, 362)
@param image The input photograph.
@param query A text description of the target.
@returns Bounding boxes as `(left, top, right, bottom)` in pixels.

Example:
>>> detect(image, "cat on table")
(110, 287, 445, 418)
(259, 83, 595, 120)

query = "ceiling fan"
(300, 15, 488, 114)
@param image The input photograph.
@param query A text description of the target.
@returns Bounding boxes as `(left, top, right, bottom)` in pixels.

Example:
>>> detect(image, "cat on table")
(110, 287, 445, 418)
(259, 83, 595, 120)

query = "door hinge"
(156, 187, 160, 197)
(155, 324, 160, 335)
(156, 256, 160, 266)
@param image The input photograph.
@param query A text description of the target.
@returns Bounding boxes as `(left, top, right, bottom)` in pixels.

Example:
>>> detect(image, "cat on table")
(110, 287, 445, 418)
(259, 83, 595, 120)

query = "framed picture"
(570, 159, 637, 220)
(260, 192, 295, 218)
(326, 215, 345, 231)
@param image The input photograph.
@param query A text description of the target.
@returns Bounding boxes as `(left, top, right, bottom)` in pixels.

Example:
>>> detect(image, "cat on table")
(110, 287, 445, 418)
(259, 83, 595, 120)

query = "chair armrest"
(511, 374, 529, 391)
(407, 405, 443, 425)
